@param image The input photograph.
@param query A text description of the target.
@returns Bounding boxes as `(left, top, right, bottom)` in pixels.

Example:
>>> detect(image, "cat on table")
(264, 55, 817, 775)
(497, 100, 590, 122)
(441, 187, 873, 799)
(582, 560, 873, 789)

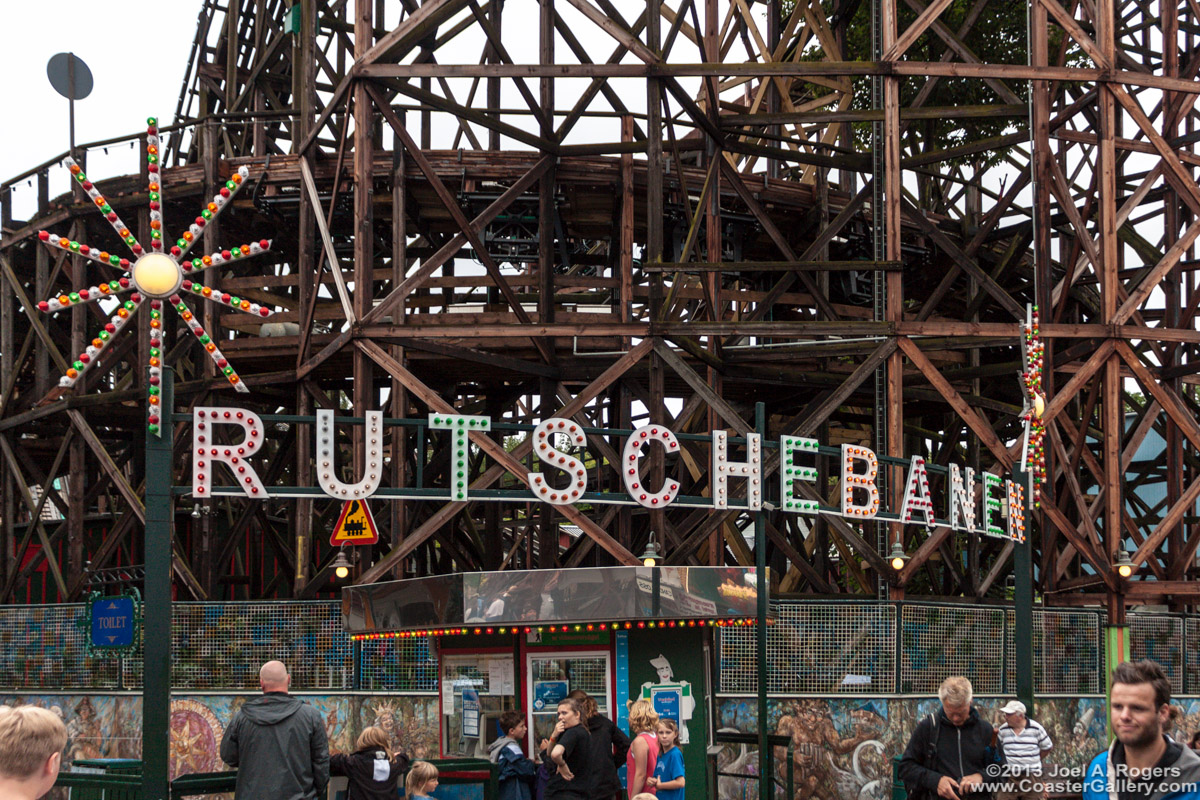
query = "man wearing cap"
(995, 700, 1052, 800)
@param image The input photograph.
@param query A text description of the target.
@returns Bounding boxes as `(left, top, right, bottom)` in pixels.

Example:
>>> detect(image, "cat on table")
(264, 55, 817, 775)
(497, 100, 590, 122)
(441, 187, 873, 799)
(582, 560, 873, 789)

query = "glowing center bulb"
(130, 252, 183, 298)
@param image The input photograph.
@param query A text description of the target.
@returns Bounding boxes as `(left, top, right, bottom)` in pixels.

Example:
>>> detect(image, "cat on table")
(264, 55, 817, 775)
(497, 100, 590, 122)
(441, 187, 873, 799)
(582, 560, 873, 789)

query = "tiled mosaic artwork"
(712, 696, 1200, 800)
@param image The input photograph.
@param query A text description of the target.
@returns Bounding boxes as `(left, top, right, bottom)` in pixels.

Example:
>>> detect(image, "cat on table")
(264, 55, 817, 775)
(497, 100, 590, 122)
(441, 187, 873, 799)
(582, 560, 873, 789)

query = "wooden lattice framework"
(1, 0, 1199, 619)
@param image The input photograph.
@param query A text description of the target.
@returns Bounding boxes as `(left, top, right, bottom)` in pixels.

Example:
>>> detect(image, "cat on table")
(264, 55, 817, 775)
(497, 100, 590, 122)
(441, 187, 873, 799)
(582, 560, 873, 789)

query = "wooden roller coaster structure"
(1, 0, 1199, 621)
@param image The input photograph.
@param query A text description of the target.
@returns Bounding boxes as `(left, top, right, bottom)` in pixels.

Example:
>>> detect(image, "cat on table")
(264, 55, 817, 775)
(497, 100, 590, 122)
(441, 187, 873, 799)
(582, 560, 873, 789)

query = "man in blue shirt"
(1083, 660, 1200, 800)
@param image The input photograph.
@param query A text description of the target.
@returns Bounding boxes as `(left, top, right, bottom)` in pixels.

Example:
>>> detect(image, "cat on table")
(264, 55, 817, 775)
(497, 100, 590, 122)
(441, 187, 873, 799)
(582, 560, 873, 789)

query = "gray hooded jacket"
(219, 693, 330, 800)
(1083, 737, 1200, 800)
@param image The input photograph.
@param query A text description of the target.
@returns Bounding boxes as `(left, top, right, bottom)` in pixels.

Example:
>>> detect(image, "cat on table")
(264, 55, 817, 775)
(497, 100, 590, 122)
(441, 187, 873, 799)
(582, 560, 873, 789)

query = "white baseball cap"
(1000, 700, 1026, 715)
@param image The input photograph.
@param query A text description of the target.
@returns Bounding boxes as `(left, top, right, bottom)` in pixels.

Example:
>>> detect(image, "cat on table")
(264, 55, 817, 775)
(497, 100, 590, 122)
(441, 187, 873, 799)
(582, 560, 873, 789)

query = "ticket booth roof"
(342, 565, 766, 635)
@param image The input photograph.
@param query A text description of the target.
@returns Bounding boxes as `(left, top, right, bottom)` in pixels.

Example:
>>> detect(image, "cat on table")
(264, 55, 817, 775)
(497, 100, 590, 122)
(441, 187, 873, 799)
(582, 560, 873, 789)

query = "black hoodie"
(331, 745, 411, 800)
(899, 706, 996, 800)
(219, 693, 330, 800)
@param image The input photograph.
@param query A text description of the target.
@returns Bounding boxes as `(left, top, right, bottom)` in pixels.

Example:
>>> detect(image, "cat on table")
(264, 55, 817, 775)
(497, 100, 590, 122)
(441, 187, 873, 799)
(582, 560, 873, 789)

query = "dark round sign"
(47, 52, 94, 101)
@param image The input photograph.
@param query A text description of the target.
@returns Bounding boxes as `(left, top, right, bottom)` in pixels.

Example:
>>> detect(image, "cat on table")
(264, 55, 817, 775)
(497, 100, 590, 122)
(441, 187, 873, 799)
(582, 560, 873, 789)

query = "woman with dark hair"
(1190, 730, 1200, 752)
(545, 698, 591, 800)
(567, 690, 630, 800)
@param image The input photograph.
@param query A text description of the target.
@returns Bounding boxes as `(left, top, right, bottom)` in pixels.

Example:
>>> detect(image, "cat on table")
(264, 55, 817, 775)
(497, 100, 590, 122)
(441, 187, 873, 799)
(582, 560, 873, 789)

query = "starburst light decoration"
(1019, 303, 1046, 506)
(36, 117, 283, 436)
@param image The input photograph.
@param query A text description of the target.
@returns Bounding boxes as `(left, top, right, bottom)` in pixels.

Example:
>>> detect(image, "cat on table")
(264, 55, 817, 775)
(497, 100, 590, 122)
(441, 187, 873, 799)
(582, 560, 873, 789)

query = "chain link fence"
(719, 602, 1200, 696)
(1129, 613, 1185, 694)
(359, 636, 439, 692)
(1005, 609, 1103, 694)
(0, 600, 1196, 694)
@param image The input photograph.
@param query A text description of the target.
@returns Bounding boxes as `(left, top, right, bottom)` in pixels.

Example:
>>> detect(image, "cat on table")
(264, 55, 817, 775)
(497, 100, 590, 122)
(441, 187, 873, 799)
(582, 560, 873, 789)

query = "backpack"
(902, 714, 940, 800)
(906, 711, 1004, 800)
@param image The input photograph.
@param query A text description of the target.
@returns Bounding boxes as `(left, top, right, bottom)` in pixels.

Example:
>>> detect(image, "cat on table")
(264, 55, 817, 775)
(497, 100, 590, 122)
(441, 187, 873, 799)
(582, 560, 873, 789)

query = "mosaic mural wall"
(6, 691, 1200, 800)
(0, 693, 444, 797)
(714, 696, 1200, 800)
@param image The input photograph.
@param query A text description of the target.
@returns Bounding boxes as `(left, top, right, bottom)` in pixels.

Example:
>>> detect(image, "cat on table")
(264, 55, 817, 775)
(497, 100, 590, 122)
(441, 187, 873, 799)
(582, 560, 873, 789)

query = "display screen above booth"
(342, 566, 766, 636)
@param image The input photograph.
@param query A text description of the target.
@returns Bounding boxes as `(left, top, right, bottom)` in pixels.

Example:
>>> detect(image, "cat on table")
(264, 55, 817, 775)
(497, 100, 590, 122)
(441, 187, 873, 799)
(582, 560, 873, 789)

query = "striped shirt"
(998, 719, 1052, 775)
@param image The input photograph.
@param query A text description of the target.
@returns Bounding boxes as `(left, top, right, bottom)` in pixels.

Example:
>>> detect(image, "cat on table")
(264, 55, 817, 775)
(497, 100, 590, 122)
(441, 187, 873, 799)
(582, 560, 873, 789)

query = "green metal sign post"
(755, 402, 770, 800)
(143, 368, 174, 799)
(1012, 469, 1034, 713)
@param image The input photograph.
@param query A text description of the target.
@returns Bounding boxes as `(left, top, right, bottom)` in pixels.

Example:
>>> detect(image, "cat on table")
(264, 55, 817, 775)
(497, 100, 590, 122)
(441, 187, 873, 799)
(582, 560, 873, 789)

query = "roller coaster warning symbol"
(330, 499, 379, 546)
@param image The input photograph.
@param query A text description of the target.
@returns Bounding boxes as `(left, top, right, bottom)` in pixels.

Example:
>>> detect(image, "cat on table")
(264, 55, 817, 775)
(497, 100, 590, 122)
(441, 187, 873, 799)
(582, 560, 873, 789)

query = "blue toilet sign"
(91, 596, 136, 648)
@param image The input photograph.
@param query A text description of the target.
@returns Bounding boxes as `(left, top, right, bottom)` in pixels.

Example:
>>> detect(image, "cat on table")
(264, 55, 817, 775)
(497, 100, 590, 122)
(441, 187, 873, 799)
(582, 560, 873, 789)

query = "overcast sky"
(0, 1, 198, 218)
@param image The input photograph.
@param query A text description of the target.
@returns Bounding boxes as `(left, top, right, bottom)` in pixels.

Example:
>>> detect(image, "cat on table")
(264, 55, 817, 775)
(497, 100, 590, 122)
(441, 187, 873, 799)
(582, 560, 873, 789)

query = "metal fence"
(0, 599, 1196, 694)
(1129, 614, 1185, 694)
(171, 602, 352, 690)
(1005, 608, 1102, 694)
(718, 601, 1200, 696)
(359, 636, 439, 692)
(0, 601, 360, 691)
(719, 602, 897, 694)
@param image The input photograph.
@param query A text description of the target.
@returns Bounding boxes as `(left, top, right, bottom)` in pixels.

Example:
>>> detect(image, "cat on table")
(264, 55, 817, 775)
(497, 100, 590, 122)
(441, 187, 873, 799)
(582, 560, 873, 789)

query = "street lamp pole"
(1013, 514, 1034, 711)
(143, 368, 174, 799)
(755, 402, 770, 800)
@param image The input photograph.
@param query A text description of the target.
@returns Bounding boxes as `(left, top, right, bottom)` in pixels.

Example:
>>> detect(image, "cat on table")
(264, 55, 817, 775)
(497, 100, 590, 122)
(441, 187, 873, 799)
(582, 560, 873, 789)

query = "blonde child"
(0, 705, 67, 800)
(405, 760, 439, 798)
(645, 719, 684, 800)
(330, 725, 410, 800)
(625, 700, 659, 798)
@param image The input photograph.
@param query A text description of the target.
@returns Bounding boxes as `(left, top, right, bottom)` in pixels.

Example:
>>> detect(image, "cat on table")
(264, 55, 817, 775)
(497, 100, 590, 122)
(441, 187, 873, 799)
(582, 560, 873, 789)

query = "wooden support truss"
(0, 0, 1197, 612)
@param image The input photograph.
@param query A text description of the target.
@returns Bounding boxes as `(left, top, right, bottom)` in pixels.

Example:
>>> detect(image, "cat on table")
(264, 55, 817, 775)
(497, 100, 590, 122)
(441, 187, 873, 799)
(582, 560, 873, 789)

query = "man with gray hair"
(220, 660, 330, 799)
(900, 676, 997, 800)
(995, 700, 1052, 800)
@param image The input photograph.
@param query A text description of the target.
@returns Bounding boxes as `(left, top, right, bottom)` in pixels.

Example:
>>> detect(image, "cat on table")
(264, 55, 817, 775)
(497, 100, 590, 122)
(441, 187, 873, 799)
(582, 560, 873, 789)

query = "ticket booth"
(343, 565, 766, 797)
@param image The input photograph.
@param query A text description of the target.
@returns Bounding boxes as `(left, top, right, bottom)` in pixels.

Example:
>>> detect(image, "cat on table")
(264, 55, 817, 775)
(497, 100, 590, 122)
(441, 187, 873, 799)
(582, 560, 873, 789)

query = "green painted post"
(756, 402, 770, 800)
(143, 367, 174, 799)
(1104, 624, 1130, 742)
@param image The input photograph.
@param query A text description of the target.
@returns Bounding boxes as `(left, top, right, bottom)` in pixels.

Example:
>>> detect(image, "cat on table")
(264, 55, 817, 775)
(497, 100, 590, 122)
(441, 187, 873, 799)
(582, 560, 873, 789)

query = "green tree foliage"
(787, 0, 1043, 160)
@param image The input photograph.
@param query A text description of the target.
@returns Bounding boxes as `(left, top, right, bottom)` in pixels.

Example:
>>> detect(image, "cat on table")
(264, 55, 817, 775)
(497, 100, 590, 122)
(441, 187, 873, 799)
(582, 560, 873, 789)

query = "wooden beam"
(883, 0, 955, 60)
(298, 154, 356, 323)
(897, 337, 1012, 468)
(652, 341, 752, 433)
(354, 339, 640, 566)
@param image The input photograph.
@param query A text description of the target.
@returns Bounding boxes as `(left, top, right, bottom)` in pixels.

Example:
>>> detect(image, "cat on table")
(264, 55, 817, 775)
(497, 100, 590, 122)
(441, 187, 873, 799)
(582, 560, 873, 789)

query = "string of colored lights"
(61, 297, 143, 388)
(63, 159, 143, 255)
(1021, 305, 1046, 507)
(349, 617, 762, 642)
(37, 277, 134, 312)
(147, 121, 166, 253)
(37, 232, 132, 271)
(180, 277, 274, 318)
(174, 162, 252, 261)
(34, 116, 291, 436)
(182, 240, 274, 275)
(172, 295, 249, 401)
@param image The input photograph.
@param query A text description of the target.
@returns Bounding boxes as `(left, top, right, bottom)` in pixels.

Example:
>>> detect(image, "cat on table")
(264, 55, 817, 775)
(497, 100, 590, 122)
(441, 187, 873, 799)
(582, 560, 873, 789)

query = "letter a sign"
(330, 499, 380, 545)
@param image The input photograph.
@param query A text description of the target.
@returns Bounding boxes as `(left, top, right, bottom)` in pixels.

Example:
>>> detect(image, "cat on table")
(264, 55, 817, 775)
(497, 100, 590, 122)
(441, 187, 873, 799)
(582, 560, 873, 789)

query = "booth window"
(441, 654, 516, 757)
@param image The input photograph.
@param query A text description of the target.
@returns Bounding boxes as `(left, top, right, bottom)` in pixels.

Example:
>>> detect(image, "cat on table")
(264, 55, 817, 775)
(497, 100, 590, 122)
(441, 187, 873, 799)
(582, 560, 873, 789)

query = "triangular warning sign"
(330, 499, 379, 545)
